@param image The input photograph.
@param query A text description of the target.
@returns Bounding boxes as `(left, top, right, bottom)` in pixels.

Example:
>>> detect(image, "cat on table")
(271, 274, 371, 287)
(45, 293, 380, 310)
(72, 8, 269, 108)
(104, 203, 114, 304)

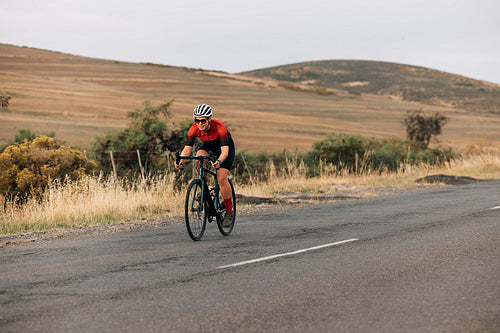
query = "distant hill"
(240, 60, 500, 114)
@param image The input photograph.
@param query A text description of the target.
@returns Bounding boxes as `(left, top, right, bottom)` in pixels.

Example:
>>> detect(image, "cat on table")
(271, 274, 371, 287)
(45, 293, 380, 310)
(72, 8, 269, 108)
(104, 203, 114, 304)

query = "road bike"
(176, 152, 236, 241)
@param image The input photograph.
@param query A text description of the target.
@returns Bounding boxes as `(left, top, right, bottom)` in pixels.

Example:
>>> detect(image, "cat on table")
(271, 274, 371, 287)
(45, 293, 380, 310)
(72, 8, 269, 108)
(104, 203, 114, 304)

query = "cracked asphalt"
(1, 181, 499, 332)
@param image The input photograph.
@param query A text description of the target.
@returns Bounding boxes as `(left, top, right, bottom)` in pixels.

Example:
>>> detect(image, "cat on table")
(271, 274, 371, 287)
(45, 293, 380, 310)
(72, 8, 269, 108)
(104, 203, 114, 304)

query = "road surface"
(1, 181, 499, 332)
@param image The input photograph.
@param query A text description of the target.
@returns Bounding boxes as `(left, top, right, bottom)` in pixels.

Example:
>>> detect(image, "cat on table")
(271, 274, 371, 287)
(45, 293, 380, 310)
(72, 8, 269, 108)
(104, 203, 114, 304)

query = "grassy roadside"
(233, 152, 500, 196)
(1, 153, 499, 236)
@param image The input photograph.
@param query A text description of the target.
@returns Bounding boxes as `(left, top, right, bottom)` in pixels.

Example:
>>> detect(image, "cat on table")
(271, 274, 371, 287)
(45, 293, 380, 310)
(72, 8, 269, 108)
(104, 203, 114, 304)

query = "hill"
(240, 60, 500, 114)
(1, 44, 499, 152)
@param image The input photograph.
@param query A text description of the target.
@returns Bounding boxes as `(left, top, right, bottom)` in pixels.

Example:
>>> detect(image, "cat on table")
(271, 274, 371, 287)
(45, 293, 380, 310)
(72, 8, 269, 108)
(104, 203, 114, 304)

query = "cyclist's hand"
(212, 160, 221, 169)
(175, 161, 183, 169)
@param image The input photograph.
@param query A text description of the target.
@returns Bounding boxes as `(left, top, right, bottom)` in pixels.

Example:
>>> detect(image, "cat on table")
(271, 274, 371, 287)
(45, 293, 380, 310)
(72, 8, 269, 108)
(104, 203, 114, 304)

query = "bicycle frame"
(176, 151, 236, 240)
(177, 153, 222, 222)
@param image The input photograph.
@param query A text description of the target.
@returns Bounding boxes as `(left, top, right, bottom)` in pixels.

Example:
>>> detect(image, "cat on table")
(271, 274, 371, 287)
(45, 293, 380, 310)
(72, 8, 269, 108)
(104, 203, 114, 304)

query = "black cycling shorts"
(199, 133, 235, 170)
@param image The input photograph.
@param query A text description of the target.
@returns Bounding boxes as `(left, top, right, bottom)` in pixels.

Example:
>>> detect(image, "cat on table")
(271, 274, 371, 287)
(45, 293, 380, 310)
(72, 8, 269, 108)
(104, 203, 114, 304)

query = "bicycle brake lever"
(175, 151, 184, 169)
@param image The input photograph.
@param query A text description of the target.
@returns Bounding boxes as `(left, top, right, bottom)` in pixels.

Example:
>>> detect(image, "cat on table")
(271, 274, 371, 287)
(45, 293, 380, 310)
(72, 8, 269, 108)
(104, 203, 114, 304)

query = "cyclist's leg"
(217, 141, 235, 213)
(195, 149, 209, 177)
(217, 168, 233, 213)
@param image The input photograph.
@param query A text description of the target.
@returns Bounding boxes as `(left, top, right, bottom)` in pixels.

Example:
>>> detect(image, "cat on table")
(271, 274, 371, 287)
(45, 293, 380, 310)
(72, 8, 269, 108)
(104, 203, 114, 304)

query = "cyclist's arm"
(214, 121, 229, 167)
(218, 145, 229, 164)
(213, 145, 229, 169)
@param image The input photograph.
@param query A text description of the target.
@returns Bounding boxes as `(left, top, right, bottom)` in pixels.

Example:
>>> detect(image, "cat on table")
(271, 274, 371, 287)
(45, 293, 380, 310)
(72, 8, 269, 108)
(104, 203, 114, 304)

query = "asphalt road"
(1, 181, 499, 332)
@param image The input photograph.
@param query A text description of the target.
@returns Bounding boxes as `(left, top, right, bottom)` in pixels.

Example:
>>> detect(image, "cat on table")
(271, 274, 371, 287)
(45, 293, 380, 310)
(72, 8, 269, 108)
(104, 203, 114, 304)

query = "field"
(2, 44, 500, 236)
(2, 44, 499, 153)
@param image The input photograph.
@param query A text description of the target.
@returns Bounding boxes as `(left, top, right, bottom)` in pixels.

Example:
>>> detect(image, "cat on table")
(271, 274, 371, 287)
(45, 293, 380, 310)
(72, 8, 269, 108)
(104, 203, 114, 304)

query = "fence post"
(137, 149, 145, 180)
(355, 152, 359, 174)
(109, 150, 117, 181)
(268, 157, 276, 181)
(166, 150, 171, 173)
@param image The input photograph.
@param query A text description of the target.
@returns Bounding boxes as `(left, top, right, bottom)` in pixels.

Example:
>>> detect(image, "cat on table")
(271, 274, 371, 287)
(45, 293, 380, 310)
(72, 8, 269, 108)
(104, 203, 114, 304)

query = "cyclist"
(175, 104, 235, 227)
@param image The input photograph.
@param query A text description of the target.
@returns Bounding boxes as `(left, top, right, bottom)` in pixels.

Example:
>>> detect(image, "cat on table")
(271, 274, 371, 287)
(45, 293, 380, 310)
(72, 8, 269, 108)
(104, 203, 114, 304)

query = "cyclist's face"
(195, 117, 210, 130)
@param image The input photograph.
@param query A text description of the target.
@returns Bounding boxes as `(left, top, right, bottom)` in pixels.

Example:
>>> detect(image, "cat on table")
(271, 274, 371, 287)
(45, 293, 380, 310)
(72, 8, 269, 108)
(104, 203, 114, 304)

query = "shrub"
(309, 134, 371, 172)
(308, 133, 457, 174)
(0, 129, 56, 154)
(91, 99, 185, 176)
(0, 136, 97, 200)
(403, 109, 448, 148)
(232, 151, 273, 184)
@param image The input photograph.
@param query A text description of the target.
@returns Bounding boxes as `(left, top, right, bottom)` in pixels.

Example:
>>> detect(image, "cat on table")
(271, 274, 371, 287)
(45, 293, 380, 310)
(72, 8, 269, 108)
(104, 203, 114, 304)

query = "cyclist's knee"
(217, 169, 229, 183)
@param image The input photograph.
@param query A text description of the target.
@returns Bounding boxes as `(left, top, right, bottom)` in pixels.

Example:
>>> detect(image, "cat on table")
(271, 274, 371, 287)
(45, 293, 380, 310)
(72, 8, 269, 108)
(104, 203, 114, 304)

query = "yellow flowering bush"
(0, 136, 97, 200)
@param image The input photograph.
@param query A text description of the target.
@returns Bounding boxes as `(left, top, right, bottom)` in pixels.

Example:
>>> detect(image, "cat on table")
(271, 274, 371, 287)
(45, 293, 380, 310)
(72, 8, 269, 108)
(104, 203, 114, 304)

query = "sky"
(1, 0, 499, 83)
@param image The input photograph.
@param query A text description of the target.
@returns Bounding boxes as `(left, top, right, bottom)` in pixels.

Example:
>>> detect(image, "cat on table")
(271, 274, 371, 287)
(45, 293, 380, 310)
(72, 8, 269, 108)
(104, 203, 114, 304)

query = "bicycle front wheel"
(185, 179, 207, 241)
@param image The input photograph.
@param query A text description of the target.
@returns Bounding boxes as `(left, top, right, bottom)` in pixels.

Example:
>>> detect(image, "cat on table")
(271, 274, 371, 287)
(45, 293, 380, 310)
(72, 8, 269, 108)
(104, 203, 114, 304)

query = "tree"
(91, 99, 185, 175)
(403, 109, 448, 148)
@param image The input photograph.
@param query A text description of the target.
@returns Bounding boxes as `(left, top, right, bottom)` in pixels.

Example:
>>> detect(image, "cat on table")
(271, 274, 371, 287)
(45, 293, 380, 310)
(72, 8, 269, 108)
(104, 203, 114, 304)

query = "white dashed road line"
(489, 206, 500, 210)
(217, 238, 359, 269)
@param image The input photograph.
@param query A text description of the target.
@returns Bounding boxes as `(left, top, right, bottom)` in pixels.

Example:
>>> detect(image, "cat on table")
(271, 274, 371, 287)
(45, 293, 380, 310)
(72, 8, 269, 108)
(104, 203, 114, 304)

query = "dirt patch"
(415, 174, 491, 185)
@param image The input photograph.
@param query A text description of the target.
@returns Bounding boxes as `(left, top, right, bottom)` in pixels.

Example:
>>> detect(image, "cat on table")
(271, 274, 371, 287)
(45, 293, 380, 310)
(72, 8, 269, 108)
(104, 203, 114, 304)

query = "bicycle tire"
(216, 178, 236, 236)
(185, 179, 207, 241)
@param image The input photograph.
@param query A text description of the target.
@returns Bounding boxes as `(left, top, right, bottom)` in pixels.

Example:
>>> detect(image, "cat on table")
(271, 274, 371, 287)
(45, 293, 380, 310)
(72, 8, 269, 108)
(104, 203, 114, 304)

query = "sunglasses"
(194, 118, 209, 124)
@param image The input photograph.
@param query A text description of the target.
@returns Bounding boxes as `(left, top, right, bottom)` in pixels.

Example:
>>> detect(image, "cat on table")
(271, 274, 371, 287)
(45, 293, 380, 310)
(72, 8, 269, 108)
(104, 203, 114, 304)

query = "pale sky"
(1, 0, 499, 83)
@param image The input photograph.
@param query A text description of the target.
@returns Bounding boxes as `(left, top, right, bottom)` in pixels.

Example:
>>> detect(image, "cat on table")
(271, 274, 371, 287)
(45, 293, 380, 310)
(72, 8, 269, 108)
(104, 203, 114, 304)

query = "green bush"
(0, 136, 97, 200)
(232, 151, 273, 183)
(0, 129, 56, 154)
(310, 134, 370, 169)
(308, 134, 457, 174)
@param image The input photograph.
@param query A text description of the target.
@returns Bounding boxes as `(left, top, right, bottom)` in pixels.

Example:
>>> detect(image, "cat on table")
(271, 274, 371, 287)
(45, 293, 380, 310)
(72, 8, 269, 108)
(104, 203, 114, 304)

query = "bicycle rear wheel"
(185, 179, 206, 241)
(216, 178, 236, 236)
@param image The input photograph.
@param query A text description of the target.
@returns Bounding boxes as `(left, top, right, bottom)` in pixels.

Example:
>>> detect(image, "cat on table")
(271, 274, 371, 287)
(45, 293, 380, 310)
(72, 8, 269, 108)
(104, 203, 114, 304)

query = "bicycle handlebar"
(175, 151, 217, 165)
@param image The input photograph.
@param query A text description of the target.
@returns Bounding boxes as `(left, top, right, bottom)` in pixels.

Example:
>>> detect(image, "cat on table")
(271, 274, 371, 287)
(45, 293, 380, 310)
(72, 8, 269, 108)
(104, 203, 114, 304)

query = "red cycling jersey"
(185, 119, 230, 147)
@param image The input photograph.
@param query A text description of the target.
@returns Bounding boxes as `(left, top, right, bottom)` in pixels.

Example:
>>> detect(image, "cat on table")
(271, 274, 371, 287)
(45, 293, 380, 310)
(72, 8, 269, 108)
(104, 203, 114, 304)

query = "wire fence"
(81, 148, 278, 185)
(82, 149, 180, 180)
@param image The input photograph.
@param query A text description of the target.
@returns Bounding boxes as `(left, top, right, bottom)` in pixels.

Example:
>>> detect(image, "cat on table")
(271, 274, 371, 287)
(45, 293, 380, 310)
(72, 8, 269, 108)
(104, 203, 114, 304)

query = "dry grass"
(236, 153, 500, 198)
(0, 173, 183, 235)
(1, 153, 498, 236)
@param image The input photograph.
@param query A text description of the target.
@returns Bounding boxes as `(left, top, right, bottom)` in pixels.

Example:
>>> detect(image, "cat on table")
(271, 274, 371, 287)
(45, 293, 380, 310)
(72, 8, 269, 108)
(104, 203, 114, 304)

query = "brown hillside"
(1, 44, 499, 152)
(241, 60, 500, 114)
